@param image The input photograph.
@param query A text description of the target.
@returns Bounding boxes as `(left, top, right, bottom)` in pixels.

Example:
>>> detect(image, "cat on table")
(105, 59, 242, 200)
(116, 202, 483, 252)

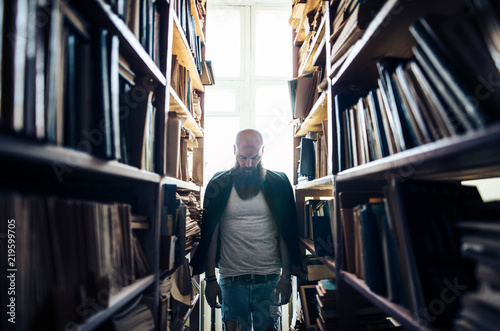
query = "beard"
(231, 162, 265, 200)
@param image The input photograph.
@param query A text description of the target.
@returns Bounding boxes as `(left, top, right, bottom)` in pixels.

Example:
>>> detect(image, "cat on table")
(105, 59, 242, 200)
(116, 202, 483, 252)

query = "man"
(190, 129, 302, 331)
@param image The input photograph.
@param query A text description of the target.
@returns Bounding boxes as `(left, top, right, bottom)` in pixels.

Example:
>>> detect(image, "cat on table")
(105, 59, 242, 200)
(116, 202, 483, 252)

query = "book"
(402, 60, 457, 140)
(410, 16, 490, 131)
(1, 0, 29, 134)
(290, 72, 315, 119)
(334, 93, 362, 172)
(387, 179, 482, 327)
(312, 214, 334, 258)
(377, 58, 419, 150)
(298, 137, 316, 180)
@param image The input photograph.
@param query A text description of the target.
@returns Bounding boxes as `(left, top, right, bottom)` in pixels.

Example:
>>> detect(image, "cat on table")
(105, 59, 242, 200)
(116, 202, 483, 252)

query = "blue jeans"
(219, 274, 281, 331)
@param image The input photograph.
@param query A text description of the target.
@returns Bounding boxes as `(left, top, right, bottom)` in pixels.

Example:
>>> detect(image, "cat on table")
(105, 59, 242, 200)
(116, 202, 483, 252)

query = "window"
(204, 1, 293, 183)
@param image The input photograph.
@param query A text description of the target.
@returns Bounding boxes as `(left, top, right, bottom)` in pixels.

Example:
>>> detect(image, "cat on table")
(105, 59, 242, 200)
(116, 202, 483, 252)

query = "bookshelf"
(0, 0, 209, 330)
(290, 0, 500, 330)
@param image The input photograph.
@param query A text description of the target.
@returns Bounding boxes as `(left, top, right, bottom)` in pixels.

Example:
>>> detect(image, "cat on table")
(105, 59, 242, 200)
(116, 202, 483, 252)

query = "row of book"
(0, 191, 151, 331)
(171, 54, 199, 119)
(105, 0, 160, 66)
(0, 1, 159, 172)
(339, 179, 500, 328)
(172, 0, 203, 76)
(335, 3, 500, 172)
(303, 199, 334, 258)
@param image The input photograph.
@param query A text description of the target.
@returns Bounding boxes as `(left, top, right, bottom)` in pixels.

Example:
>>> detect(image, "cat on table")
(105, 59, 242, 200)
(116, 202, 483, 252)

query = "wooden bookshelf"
(169, 89, 204, 137)
(296, 174, 334, 190)
(172, 13, 204, 91)
(329, 0, 463, 93)
(336, 122, 500, 183)
(0, 135, 161, 183)
(0, 0, 208, 330)
(76, 0, 167, 84)
(190, 0, 206, 44)
(300, 237, 336, 272)
(294, 91, 328, 137)
(161, 176, 201, 192)
(298, 13, 326, 76)
(290, 0, 500, 330)
(340, 271, 429, 331)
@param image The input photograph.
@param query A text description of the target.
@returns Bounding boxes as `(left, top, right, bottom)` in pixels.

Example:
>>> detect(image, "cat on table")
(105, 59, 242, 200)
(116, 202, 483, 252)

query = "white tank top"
(218, 186, 281, 277)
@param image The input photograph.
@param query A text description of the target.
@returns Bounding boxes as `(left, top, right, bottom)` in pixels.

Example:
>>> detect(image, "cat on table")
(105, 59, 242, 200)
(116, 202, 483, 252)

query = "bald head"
(234, 129, 264, 169)
(235, 129, 263, 150)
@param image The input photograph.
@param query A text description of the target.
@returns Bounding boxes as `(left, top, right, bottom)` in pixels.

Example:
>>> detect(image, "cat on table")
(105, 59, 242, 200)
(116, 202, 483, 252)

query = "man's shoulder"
(264, 170, 291, 185)
(207, 170, 232, 186)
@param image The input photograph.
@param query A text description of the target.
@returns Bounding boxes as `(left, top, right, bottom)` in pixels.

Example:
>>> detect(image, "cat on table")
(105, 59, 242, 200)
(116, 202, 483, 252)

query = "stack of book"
(315, 279, 337, 331)
(180, 192, 202, 252)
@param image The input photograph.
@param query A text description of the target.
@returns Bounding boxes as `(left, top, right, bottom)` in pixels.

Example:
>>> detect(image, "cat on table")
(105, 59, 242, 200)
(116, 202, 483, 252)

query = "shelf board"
(329, 0, 461, 93)
(341, 271, 430, 331)
(300, 237, 336, 272)
(336, 122, 500, 182)
(78, 275, 156, 331)
(161, 176, 201, 192)
(0, 135, 161, 183)
(190, 0, 206, 44)
(295, 91, 328, 137)
(172, 13, 204, 92)
(298, 14, 326, 76)
(131, 221, 150, 230)
(296, 174, 334, 190)
(91, 0, 166, 85)
(169, 89, 204, 137)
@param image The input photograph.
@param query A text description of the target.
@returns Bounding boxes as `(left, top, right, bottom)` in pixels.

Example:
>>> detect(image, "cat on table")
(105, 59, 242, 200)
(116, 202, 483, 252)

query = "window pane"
(255, 116, 293, 181)
(255, 9, 292, 77)
(255, 84, 292, 116)
(205, 88, 237, 114)
(204, 117, 240, 184)
(206, 8, 241, 77)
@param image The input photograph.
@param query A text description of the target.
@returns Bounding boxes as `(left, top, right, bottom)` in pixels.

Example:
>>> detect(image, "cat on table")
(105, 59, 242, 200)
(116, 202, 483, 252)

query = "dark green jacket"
(190, 169, 303, 276)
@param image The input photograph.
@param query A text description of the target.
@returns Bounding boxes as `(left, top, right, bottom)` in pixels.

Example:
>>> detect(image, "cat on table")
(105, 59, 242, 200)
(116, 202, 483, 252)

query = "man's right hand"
(205, 281, 222, 308)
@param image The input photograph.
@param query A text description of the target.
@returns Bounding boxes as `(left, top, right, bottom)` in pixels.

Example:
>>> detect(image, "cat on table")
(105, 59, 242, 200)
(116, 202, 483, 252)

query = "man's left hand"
(275, 278, 292, 305)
